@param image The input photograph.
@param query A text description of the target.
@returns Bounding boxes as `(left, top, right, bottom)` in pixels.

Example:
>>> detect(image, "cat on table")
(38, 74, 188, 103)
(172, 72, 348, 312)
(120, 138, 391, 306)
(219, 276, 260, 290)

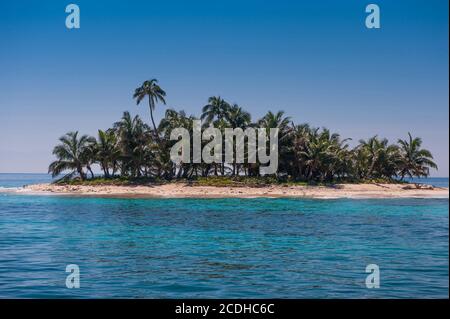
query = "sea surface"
(0, 174, 448, 298)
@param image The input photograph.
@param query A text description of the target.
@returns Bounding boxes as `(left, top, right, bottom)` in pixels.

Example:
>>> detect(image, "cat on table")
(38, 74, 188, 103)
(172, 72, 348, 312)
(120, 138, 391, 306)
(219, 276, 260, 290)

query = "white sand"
(21, 183, 449, 199)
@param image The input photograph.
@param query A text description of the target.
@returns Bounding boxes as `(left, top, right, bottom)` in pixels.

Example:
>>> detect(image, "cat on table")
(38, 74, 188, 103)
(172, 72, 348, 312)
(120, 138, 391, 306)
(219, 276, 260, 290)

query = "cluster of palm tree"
(49, 79, 438, 182)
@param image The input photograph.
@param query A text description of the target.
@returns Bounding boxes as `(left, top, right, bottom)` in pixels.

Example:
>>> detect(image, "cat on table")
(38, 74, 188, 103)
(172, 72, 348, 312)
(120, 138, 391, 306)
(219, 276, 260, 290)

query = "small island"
(30, 79, 446, 199)
(25, 179, 448, 199)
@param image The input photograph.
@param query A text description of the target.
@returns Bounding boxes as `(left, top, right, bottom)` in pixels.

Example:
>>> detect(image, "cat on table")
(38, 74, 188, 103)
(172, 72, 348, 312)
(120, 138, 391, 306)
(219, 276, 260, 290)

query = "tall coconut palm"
(225, 104, 251, 128)
(298, 128, 332, 181)
(201, 96, 229, 125)
(48, 131, 95, 180)
(320, 129, 351, 181)
(159, 109, 199, 178)
(256, 111, 292, 176)
(113, 111, 151, 177)
(224, 104, 252, 175)
(95, 129, 120, 178)
(201, 97, 229, 175)
(258, 111, 291, 135)
(397, 133, 437, 179)
(290, 123, 312, 179)
(133, 79, 166, 137)
(159, 109, 192, 137)
(357, 136, 399, 179)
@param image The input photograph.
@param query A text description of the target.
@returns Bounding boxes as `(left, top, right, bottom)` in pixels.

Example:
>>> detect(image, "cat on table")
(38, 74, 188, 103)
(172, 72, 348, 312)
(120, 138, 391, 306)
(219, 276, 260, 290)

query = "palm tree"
(159, 109, 192, 136)
(397, 133, 437, 179)
(159, 109, 200, 178)
(289, 126, 352, 182)
(257, 111, 292, 176)
(298, 128, 332, 181)
(113, 111, 151, 177)
(95, 129, 120, 178)
(48, 131, 95, 180)
(201, 96, 229, 125)
(319, 129, 351, 181)
(290, 123, 312, 179)
(225, 104, 251, 128)
(224, 104, 252, 175)
(133, 79, 166, 137)
(258, 111, 291, 133)
(357, 136, 399, 179)
(47, 82, 440, 184)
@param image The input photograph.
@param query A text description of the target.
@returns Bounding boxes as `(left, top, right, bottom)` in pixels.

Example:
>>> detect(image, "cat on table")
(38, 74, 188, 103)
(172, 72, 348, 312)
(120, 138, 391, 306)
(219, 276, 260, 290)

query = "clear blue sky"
(0, 0, 448, 176)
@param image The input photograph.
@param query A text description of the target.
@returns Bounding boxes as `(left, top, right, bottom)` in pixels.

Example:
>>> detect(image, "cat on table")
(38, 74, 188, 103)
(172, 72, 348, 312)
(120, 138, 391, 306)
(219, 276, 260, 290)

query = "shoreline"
(16, 183, 450, 199)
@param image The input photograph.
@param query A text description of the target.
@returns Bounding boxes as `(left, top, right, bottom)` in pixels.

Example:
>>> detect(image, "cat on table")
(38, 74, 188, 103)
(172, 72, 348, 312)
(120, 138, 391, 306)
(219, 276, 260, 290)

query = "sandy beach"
(21, 183, 449, 199)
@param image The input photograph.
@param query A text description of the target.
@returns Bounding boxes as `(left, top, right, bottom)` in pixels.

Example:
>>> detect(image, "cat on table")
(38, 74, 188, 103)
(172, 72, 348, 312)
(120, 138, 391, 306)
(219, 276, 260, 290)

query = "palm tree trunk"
(102, 163, 110, 178)
(87, 166, 95, 179)
(148, 98, 159, 140)
(77, 166, 85, 181)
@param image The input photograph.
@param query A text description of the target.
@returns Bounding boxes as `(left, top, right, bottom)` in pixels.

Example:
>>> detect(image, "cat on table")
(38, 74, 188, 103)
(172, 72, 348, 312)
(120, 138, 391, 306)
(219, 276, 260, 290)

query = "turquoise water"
(0, 174, 448, 298)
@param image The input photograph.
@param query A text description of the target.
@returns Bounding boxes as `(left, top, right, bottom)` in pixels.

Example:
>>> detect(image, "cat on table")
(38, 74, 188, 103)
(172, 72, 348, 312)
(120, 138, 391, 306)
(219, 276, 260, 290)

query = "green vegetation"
(49, 79, 438, 184)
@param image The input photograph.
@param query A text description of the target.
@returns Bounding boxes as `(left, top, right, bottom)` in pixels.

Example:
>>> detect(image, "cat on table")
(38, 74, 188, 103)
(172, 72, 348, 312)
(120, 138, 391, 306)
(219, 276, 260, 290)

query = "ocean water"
(0, 174, 448, 298)
(405, 177, 449, 188)
(0, 173, 54, 189)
